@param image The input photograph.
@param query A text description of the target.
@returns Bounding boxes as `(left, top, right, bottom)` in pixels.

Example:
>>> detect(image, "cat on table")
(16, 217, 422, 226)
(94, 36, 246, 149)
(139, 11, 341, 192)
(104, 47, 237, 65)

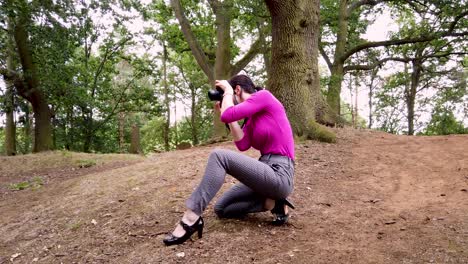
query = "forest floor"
(0, 128, 467, 264)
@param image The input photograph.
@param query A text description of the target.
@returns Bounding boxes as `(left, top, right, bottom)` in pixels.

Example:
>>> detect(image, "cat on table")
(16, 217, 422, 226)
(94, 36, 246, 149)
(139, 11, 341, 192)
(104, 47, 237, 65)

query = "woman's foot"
(270, 198, 295, 225)
(163, 210, 204, 246)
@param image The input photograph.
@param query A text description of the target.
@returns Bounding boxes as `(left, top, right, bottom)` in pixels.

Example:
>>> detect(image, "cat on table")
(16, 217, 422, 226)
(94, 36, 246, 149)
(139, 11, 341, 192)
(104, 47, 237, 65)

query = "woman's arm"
(228, 120, 244, 142)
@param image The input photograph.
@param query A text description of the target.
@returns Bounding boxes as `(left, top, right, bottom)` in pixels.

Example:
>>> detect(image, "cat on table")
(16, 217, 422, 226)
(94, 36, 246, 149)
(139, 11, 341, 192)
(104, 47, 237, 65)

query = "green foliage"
(423, 106, 466, 135)
(374, 73, 407, 134)
(141, 117, 167, 153)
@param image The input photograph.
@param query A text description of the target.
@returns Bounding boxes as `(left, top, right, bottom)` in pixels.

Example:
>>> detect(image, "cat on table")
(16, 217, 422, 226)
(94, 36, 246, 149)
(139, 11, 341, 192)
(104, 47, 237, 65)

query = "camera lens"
(207, 86, 224, 101)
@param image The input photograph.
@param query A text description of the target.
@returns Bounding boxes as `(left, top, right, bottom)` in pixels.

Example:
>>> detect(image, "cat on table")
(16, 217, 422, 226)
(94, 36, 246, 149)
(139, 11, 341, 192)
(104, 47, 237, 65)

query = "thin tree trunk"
(349, 74, 355, 127)
(129, 124, 141, 154)
(118, 112, 125, 153)
(327, 0, 349, 115)
(173, 96, 179, 146)
(354, 72, 359, 128)
(368, 68, 377, 129)
(407, 59, 421, 135)
(265, 0, 335, 142)
(65, 108, 72, 150)
(163, 43, 170, 151)
(190, 84, 199, 145)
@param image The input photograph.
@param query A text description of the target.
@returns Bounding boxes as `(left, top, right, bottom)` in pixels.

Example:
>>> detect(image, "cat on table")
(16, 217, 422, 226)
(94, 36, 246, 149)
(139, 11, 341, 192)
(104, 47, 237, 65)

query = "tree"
(1, 0, 55, 152)
(320, 0, 468, 115)
(169, 0, 267, 138)
(264, 0, 335, 142)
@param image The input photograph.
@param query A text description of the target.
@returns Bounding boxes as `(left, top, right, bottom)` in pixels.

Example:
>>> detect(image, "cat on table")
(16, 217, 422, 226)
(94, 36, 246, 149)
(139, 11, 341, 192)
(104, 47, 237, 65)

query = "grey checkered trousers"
(186, 149, 294, 218)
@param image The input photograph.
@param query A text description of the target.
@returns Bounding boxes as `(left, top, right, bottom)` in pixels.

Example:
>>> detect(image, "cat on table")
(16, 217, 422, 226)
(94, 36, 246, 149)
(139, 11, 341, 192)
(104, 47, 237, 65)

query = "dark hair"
(228, 75, 264, 94)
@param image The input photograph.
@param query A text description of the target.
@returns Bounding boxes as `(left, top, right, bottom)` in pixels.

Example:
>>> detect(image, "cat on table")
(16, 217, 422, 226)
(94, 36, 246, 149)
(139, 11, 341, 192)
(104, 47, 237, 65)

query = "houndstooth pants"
(186, 149, 294, 217)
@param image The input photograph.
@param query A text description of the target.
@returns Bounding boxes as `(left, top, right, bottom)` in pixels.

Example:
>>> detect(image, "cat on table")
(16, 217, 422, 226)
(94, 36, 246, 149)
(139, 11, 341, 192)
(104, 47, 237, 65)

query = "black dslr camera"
(207, 86, 224, 101)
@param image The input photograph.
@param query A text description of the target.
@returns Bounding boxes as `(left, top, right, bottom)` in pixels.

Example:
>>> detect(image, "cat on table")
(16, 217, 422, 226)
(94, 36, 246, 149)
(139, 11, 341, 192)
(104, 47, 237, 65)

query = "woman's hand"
(215, 80, 234, 95)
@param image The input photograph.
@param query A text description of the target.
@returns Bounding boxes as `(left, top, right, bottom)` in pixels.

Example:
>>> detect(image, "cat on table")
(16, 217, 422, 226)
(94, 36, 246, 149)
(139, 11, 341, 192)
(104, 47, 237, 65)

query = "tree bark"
(265, 0, 335, 142)
(129, 124, 141, 154)
(211, 0, 233, 138)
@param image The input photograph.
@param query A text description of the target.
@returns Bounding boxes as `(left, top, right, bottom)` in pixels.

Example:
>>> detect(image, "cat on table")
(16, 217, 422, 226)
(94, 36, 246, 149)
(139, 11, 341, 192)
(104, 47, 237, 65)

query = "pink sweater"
(221, 90, 295, 160)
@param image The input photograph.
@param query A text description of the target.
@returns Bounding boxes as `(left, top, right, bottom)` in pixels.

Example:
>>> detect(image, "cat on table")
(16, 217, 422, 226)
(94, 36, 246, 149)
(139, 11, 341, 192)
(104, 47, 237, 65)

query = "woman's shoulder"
(252, 89, 272, 99)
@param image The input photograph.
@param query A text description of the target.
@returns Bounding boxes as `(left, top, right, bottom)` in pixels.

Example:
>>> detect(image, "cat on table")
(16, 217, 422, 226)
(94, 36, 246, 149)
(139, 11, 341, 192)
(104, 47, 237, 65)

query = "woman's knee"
(209, 148, 234, 161)
(214, 201, 226, 218)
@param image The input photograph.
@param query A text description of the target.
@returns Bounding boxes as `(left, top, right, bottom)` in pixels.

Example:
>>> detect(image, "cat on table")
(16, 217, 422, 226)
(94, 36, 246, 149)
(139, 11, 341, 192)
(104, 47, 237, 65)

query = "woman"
(163, 75, 295, 246)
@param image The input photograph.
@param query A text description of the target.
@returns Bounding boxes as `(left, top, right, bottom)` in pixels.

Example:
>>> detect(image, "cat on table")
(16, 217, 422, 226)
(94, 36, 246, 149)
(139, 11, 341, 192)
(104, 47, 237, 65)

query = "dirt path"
(0, 129, 467, 263)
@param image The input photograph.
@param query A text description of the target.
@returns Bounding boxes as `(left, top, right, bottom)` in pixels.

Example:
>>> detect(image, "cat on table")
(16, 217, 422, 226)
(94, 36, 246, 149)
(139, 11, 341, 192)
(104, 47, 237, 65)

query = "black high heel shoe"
(271, 198, 295, 226)
(163, 216, 204, 246)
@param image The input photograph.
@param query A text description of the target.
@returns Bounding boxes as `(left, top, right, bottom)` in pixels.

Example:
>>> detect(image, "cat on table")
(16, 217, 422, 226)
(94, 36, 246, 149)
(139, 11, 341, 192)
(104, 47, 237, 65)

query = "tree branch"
(0, 67, 30, 100)
(170, 0, 214, 80)
(230, 36, 264, 76)
(344, 57, 410, 72)
(319, 42, 333, 72)
(347, 0, 388, 15)
(340, 10, 468, 63)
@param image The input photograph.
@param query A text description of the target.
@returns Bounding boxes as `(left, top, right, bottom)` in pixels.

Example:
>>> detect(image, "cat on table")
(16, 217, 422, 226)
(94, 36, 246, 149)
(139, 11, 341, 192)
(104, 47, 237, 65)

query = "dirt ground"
(0, 128, 467, 264)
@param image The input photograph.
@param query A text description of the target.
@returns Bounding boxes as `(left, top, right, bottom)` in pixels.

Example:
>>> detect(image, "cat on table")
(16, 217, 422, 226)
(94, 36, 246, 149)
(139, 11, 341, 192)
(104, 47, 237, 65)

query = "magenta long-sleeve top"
(220, 90, 295, 160)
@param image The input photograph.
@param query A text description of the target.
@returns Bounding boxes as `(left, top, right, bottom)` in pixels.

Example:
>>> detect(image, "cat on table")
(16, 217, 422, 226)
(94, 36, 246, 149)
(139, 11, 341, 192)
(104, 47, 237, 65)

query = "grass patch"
(76, 159, 97, 168)
(9, 176, 44, 191)
(0, 151, 145, 176)
(69, 221, 83, 231)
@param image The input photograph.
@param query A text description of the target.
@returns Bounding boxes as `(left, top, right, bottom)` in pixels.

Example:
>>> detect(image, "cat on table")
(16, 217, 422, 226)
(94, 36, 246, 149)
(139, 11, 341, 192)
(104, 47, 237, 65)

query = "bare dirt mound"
(0, 129, 467, 263)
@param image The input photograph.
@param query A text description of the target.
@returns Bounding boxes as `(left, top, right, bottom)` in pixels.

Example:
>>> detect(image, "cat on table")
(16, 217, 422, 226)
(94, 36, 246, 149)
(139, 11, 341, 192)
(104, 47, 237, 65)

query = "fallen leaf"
(10, 253, 21, 261)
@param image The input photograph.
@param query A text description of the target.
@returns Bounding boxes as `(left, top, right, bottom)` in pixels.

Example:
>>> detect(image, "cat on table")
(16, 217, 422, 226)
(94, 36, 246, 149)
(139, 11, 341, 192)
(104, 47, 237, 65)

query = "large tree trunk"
(211, 0, 233, 138)
(265, 0, 335, 142)
(13, 11, 53, 152)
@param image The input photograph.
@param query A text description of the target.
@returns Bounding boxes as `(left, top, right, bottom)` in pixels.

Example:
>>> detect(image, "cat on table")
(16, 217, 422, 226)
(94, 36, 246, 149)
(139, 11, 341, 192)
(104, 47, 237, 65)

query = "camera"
(207, 86, 224, 101)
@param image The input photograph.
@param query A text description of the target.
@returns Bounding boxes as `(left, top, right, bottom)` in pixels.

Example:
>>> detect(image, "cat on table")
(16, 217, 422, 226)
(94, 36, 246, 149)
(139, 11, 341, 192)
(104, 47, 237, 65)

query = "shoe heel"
(198, 219, 205, 238)
(284, 199, 295, 210)
(198, 228, 203, 239)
